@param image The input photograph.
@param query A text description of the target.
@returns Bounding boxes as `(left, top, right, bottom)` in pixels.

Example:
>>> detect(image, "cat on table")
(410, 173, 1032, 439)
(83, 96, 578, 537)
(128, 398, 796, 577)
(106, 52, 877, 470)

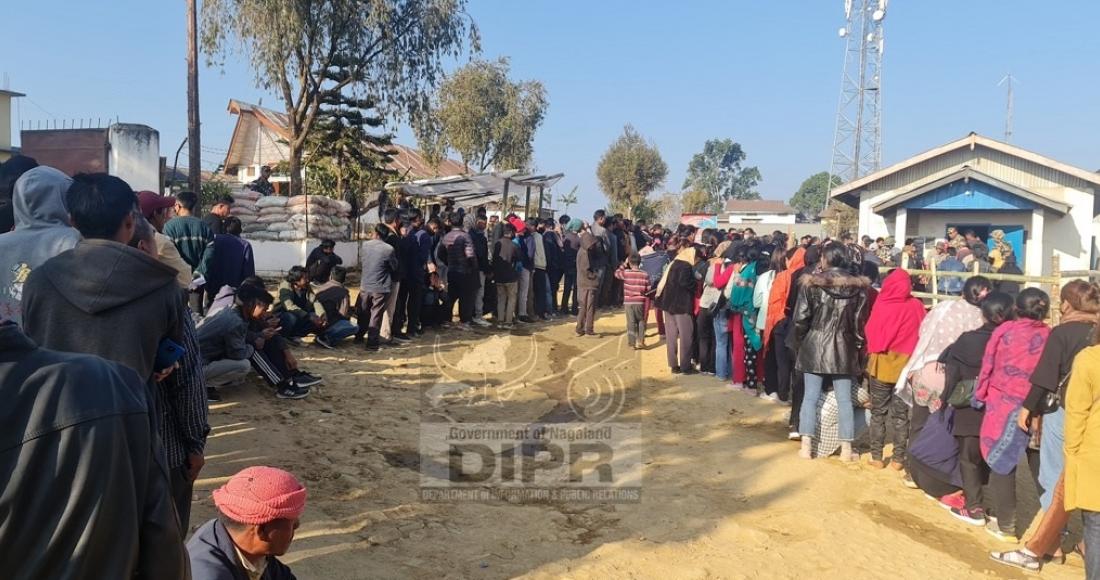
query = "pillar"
(893, 208, 908, 249)
(1027, 208, 1045, 277)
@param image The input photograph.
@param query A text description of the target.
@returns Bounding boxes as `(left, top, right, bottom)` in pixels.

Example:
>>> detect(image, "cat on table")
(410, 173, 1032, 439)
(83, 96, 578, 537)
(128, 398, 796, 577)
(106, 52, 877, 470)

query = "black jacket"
(493, 239, 520, 283)
(656, 260, 697, 315)
(0, 323, 187, 580)
(939, 324, 994, 436)
(1024, 320, 1094, 414)
(470, 228, 491, 273)
(791, 268, 870, 375)
(305, 246, 342, 284)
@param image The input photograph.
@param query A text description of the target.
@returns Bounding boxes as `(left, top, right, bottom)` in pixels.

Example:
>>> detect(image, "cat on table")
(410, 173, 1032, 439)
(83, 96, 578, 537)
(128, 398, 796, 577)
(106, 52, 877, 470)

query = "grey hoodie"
(0, 166, 82, 326)
(22, 239, 185, 381)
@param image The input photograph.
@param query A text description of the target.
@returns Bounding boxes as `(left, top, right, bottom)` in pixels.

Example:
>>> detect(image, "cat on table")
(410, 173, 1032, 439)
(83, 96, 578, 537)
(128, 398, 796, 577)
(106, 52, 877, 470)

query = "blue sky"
(4, 1, 1100, 219)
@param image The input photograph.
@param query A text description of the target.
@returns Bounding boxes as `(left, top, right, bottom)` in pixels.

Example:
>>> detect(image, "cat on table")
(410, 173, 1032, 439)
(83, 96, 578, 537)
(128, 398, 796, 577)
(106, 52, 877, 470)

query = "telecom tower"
(826, 0, 887, 209)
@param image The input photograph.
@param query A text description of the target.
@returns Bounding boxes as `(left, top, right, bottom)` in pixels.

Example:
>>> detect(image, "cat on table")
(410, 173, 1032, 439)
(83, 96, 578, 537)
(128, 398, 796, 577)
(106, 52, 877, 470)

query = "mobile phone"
(155, 338, 186, 372)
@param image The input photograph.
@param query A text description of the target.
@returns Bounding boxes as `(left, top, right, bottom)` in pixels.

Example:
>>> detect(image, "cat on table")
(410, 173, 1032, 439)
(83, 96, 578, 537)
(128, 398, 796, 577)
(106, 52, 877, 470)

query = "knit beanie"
(566, 218, 582, 233)
(213, 466, 307, 525)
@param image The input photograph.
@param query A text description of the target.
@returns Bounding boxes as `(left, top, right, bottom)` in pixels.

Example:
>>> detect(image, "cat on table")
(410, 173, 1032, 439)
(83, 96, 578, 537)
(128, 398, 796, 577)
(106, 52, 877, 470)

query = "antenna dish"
(866, 32, 875, 42)
(879, 0, 888, 10)
(878, 38, 885, 55)
(844, 0, 852, 19)
(838, 27, 848, 37)
(872, 9, 885, 21)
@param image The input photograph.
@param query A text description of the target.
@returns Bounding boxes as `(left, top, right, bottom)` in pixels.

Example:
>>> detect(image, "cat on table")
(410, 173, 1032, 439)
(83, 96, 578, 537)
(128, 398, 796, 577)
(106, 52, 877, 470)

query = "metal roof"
(387, 171, 564, 203)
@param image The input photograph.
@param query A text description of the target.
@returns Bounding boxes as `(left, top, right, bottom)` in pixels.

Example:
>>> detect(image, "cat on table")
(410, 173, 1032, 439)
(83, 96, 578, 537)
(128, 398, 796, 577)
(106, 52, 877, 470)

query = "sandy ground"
(190, 309, 1088, 579)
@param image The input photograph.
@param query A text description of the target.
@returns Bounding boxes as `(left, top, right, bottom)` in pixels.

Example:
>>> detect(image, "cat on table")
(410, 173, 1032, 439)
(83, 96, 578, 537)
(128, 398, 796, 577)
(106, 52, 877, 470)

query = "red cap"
(137, 191, 175, 220)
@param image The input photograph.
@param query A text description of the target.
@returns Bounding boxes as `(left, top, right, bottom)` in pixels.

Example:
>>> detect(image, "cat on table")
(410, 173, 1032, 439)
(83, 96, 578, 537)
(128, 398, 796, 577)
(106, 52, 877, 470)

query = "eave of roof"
(871, 166, 1070, 215)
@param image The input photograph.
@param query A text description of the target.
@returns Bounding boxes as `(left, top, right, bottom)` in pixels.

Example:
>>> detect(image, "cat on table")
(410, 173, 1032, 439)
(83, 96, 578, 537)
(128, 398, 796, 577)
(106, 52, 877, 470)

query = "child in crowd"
(615, 253, 651, 349)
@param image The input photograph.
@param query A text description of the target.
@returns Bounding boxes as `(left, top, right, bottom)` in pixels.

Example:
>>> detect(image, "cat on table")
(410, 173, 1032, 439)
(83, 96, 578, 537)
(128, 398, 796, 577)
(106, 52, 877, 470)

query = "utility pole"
(998, 73, 1016, 143)
(187, 0, 201, 195)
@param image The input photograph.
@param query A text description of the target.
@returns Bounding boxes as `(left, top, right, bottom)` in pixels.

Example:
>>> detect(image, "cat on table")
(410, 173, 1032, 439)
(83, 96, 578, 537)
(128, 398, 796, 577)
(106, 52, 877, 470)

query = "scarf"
(975, 318, 1050, 474)
(1060, 310, 1098, 326)
(730, 261, 761, 351)
(656, 246, 696, 298)
(895, 299, 984, 406)
(865, 268, 927, 355)
(763, 248, 805, 351)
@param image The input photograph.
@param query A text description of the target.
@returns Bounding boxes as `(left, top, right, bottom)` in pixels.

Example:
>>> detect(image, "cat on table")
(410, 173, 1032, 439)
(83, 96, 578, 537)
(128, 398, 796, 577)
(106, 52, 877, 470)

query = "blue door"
(988, 225, 1025, 268)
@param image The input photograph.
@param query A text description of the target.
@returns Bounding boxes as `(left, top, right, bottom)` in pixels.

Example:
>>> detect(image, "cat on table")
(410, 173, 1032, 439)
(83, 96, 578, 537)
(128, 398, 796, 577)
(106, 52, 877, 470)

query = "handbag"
(1036, 371, 1071, 415)
(946, 378, 976, 409)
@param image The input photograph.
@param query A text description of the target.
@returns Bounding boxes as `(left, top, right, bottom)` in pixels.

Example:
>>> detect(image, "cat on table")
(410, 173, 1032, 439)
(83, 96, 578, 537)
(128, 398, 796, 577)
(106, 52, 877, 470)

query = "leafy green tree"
(596, 125, 668, 220)
(789, 171, 842, 217)
(680, 189, 715, 214)
(682, 138, 762, 207)
(415, 58, 548, 173)
(304, 93, 397, 200)
(556, 186, 578, 215)
(201, 0, 479, 194)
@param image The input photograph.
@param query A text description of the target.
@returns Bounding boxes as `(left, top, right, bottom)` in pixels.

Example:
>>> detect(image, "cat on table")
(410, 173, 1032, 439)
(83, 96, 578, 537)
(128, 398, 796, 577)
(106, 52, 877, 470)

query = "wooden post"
(524, 185, 531, 219)
(501, 178, 510, 216)
(186, 0, 201, 195)
(930, 256, 939, 308)
(1051, 255, 1061, 325)
(536, 185, 544, 219)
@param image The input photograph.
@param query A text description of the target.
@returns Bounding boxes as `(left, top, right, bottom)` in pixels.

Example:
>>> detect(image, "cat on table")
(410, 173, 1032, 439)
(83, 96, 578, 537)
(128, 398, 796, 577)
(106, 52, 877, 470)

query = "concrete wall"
(108, 124, 160, 192)
(250, 240, 361, 275)
(725, 213, 796, 225)
(0, 95, 12, 160)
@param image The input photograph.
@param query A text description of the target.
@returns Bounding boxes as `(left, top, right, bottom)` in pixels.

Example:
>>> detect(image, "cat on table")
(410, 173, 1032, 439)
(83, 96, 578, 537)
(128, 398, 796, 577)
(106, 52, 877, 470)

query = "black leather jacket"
(791, 268, 871, 375)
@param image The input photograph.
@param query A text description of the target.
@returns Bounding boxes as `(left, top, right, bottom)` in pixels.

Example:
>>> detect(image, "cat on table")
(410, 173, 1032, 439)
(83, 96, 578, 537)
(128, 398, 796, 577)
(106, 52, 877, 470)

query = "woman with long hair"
(706, 240, 737, 380)
(975, 288, 1051, 541)
(791, 242, 870, 461)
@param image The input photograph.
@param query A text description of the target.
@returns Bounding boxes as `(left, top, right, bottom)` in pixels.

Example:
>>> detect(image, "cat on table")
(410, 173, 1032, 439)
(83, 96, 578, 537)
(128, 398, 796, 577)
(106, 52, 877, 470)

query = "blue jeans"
(1084, 511, 1100, 580)
(800, 373, 855, 442)
(1038, 407, 1065, 510)
(323, 319, 357, 344)
(713, 313, 730, 380)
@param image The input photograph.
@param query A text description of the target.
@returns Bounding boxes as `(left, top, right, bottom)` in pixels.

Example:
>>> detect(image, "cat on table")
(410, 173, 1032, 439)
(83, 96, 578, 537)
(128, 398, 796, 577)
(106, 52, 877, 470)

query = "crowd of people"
(0, 156, 307, 579)
(2, 146, 1099, 578)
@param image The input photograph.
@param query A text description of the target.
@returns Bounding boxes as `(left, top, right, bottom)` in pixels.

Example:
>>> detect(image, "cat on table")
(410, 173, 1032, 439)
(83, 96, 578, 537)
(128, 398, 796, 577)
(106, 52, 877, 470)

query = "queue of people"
(0, 155, 311, 579)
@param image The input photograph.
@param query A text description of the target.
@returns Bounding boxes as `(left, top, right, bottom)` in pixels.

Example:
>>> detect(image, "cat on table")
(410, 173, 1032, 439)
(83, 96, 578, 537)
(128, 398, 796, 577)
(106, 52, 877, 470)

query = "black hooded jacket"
(791, 268, 871, 375)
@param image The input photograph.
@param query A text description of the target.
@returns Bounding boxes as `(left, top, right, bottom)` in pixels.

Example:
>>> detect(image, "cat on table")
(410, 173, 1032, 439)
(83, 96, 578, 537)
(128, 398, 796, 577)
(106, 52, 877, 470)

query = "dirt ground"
(190, 310, 1088, 579)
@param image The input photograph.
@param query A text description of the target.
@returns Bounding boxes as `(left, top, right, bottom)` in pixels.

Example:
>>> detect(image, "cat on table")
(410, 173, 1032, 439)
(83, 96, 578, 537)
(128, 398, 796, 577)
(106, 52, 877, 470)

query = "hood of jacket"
(39, 239, 179, 315)
(877, 268, 913, 303)
(13, 166, 74, 230)
(800, 267, 869, 299)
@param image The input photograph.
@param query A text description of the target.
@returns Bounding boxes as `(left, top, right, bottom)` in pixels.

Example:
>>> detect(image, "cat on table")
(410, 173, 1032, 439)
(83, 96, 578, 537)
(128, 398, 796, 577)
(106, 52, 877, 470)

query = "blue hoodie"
(0, 166, 81, 325)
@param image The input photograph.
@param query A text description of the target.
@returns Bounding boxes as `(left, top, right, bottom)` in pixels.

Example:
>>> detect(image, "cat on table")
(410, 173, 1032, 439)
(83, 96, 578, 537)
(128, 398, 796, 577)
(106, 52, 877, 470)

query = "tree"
(596, 125, 668, 220)
(556, 186, 578, 215)
(415, 58, 548, 173)
(201, 0, 479, 194)
(304, 93, 397, 199)
(680, 189, 715, 214)
(789, 171, 842, 217)
(682, 138, 762, 207)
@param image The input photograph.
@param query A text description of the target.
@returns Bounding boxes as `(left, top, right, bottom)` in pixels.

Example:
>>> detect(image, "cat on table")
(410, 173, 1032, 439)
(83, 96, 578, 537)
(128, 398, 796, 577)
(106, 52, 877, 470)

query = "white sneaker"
(472, 318, 492, 327)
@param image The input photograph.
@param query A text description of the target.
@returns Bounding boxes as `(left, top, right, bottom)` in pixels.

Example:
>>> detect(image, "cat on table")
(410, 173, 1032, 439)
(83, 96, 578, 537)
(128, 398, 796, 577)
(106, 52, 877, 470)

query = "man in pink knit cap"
(187, 466, 307, 580)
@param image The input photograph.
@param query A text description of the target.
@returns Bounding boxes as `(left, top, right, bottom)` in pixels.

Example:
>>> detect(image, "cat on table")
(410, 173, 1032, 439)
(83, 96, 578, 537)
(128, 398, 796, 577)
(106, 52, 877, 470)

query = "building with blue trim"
(830, 133, 1100, 276)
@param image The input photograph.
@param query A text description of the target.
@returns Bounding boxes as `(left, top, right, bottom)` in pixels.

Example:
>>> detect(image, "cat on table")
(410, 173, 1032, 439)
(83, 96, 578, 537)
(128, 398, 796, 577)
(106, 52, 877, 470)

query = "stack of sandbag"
(229, 186, 261, 231)
(238, 194, 353, 242)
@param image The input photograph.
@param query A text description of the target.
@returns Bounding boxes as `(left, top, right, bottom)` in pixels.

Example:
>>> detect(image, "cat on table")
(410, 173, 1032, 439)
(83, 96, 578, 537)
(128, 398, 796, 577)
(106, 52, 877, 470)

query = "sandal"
(990, 549, 1041, 571)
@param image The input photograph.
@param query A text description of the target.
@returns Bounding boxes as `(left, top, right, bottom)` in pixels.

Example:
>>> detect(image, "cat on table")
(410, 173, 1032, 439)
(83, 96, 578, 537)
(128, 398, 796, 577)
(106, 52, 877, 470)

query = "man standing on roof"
(249, 165, 276, 196)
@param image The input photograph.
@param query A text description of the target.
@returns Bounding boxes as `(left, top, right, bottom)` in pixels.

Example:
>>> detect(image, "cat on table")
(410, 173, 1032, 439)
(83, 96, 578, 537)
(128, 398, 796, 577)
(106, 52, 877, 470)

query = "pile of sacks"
(229, 187, 353, 241)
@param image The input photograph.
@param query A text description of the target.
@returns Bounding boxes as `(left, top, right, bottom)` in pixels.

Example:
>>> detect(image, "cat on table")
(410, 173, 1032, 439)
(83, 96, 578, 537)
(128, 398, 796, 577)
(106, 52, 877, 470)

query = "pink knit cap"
(212, 466, 307, 524)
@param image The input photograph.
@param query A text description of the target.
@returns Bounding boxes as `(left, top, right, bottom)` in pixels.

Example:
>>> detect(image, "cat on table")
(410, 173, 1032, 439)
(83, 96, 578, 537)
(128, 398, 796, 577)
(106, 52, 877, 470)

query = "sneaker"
(472, 318, 492, 327)
(760, 392, 781, 403)
(985, 520, 1017, 543)
(276, 381, 310, 400)
(206, 387, 222, 403)
(392, 333, 412, 342)
(787, 431, 801, 441)
(901, 473, 919, 489)
(950, 506, 987, 526)
(315, 335, 335, 350)
(938, 493, 965, 511)
(455, 323, 473, 332)
(365, 343, 380, 351)
(518, 316, 534, 324)
(671, 366, 682, 374)
(293, 370, 323, 388)
(990, 549, 1041, 572)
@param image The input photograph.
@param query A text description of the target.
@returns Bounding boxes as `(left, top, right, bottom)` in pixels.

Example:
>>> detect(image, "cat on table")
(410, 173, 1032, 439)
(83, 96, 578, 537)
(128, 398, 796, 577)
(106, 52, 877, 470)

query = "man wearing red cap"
(138, 190, 192, 289)
(189, 466, 306, 580)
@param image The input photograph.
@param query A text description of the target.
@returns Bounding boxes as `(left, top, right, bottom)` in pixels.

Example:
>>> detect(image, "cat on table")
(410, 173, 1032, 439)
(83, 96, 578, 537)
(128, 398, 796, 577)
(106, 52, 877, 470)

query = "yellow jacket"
(1065, 345, 1100, 512)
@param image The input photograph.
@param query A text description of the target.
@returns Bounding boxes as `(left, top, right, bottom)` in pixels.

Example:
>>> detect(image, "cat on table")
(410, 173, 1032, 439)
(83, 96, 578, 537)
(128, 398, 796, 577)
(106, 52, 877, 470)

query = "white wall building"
(830, 132, 1100, 276)
(722, 199, 799, 226)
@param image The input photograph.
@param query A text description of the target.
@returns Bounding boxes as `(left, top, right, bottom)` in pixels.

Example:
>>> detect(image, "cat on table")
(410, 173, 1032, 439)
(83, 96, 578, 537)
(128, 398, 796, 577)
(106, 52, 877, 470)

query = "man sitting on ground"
(313, 266, 356, 349)
(272, 266, 326, 344)
(197, 284, 273, 398)
(305, 239, 342, 285)
(188, 466, 305, 580)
